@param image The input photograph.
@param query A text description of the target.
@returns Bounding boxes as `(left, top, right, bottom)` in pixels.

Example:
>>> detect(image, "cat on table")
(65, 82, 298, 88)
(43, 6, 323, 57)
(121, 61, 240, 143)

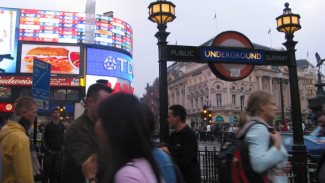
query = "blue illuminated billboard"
(86, 48, 133, 82)
(0, 8, 19, 73)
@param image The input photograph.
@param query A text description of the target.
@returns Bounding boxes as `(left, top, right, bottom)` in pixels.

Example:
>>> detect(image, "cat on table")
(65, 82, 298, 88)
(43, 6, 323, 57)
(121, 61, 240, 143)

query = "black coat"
(168, 125, 201, 183)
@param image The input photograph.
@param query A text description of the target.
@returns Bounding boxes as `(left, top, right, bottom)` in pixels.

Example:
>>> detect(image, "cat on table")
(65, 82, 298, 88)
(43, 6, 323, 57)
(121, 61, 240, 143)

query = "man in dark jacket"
(42, 108, 64, 183)
(166, 105, 201, 183)
(61, 83, 112, 183)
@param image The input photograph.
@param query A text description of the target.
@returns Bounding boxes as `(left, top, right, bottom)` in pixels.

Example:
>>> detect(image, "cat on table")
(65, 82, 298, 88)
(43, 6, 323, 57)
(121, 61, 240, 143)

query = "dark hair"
(98, 93, 161, 182)
(169, 105, 187, 122)
(51, 108, 60, 113)
(86, 83, 113, 101)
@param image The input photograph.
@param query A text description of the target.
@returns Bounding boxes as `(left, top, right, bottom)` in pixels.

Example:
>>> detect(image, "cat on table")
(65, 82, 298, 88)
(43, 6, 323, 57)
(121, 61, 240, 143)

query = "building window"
(54, 89, 66, 100)
(216, 94, 222, 107)
(232, 94, 236, 107)
(195, 98, 198, 109)
(52, 89, 80, 101)
(0, 87, 11, 99)
(191, 99, 194, 109)
(67, 89, 79, 101)
(200, 97, 203, 107)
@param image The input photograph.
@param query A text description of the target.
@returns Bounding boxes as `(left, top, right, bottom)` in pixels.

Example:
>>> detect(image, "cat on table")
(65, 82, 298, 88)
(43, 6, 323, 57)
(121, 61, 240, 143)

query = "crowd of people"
(1, 85, 325, 183)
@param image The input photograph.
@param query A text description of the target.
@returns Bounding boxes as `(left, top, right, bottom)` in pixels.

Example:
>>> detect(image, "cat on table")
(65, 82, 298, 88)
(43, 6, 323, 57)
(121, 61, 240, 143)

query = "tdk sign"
(87, 48, 133, 82)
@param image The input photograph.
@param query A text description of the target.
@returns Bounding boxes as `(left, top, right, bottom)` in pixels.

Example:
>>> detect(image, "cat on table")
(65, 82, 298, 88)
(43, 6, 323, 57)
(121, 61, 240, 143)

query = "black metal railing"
(197, 147, 318, 183)
(198, 147, 219, 183)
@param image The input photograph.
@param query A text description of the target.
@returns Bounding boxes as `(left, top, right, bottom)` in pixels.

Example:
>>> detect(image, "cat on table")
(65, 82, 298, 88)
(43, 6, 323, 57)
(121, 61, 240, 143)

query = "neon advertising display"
(85, 75, 134, 94)
(0, 8, 19, 73)
(86, 47, 133, 82)
(18, 9, 133, 55)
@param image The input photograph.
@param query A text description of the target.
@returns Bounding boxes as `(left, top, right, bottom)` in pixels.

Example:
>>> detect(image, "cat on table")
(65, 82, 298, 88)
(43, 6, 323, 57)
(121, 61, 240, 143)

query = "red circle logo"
(208, 31, 255, 81)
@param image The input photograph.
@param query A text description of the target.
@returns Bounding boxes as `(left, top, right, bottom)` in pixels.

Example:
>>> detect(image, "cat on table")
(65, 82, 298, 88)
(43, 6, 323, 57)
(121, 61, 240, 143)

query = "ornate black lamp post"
(276, 3, 307, 182)
(148, 0, 176, 142)
(277, 73, 285, 124)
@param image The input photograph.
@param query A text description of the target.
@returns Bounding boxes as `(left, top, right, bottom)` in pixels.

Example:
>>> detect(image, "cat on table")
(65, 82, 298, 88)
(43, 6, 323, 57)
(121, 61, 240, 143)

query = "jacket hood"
(0, 121, 26, 141)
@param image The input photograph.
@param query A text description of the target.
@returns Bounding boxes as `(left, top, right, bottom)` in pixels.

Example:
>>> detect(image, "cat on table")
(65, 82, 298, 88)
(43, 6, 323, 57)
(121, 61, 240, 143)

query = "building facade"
(167, 59, 317, 126)
(141, 78, 160, 130)
(142, 54, 318, 130)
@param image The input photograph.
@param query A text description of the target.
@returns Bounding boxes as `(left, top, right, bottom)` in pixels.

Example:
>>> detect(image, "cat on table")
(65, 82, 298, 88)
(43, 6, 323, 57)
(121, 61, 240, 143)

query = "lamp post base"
(292, 144, 308, 183)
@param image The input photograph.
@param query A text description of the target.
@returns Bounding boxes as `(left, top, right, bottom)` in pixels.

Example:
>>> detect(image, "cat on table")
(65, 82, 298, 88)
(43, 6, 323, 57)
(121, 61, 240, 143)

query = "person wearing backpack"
(239, 91, 291, 183)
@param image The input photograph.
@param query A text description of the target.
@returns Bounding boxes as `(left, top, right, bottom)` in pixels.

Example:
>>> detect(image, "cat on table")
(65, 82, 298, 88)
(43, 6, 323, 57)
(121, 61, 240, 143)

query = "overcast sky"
(1, 0, 324, 97)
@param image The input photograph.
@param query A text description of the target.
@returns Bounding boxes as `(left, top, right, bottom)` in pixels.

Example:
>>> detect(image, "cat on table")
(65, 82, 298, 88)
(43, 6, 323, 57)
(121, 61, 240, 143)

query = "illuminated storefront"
(0, 7, 133, 118)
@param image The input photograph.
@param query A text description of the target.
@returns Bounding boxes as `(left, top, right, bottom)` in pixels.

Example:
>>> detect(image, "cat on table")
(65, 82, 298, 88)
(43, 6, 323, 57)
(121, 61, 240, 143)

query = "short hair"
(169, 105, 187, 122)
(14, 96, 37, 116)
(86, 83, 113, 101)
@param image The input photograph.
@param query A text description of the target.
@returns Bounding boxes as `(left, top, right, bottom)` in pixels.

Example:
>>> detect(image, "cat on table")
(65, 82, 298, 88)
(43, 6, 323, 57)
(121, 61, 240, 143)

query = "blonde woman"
(238, 91, 291, 183)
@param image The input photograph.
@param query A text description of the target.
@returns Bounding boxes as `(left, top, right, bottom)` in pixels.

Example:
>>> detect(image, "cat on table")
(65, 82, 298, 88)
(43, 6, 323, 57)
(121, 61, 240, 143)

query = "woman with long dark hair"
(95, 93, 162, 183)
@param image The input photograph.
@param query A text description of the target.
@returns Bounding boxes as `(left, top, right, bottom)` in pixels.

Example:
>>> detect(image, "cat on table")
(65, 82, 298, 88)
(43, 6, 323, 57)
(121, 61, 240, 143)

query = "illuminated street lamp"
(148, 0, 176, 142)
(276, 3, 307, 183)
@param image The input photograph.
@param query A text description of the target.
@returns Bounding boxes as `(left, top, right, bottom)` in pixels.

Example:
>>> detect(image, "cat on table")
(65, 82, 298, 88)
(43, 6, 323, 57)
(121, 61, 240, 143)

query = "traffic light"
(59, 107, 65, 113)
(57, 106, 66, 119)
(201, 105, 208, 121)
(208, 112, 212, 123)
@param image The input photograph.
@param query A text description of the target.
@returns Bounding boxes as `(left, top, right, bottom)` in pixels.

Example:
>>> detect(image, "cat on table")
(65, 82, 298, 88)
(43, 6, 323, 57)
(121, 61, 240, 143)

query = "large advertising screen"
(20, 44, 81, 75)
(18, 9, 133, 54)
(19, 9, 80, 44)
(86, 47, 133, 82)
(0, 8, 19, 73)
(85, 75, 134, 94)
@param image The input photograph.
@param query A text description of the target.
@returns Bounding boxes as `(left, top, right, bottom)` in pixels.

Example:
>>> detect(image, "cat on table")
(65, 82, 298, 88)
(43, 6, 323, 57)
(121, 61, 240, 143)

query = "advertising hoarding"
(86, 47, 133, 82)
(85, 75, 134, 94)
(0, 103, 14, 112)
(18, 9, 133, 54)
(20, 44, 81, 75)
(0, 75, 80, 87)
(0, 8, 19, 73)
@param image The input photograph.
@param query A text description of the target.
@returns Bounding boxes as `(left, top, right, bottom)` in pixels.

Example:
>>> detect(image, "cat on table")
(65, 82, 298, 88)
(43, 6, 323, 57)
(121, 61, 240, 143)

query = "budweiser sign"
(0, 76, 32, 86)
(0, 76, 80, 87)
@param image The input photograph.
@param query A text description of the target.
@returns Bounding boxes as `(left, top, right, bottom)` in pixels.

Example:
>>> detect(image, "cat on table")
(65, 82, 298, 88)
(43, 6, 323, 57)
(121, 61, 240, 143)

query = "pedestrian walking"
(237, 91, 291, 183)
(94, 93, 162, 183)
(0, 96, 37, 183)
(142, 103, 180, 183)
(61, 83, 112, 183)
(42, 108, 64, 183)
(164, 105, 201, 183)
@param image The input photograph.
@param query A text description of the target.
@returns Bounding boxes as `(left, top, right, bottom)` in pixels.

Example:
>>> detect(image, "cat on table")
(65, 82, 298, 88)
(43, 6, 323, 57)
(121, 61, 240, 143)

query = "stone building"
(141, 40, 318, 128)
(141, 78, 160, 130)
(167, 59, 316, 126)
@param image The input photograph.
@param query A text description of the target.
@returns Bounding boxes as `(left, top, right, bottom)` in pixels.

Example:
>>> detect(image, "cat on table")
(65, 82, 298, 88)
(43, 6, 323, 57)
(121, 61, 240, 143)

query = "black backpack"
(217, 121, 271, 183)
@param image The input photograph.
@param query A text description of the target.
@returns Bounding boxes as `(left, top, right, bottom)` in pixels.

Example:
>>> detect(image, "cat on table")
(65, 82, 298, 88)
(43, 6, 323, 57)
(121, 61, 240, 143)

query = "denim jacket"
(152, 148, 177, 183)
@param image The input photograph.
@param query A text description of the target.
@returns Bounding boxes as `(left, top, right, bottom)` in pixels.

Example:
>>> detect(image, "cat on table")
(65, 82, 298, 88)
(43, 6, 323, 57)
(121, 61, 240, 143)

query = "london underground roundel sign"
(208, 31, 255, 81)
